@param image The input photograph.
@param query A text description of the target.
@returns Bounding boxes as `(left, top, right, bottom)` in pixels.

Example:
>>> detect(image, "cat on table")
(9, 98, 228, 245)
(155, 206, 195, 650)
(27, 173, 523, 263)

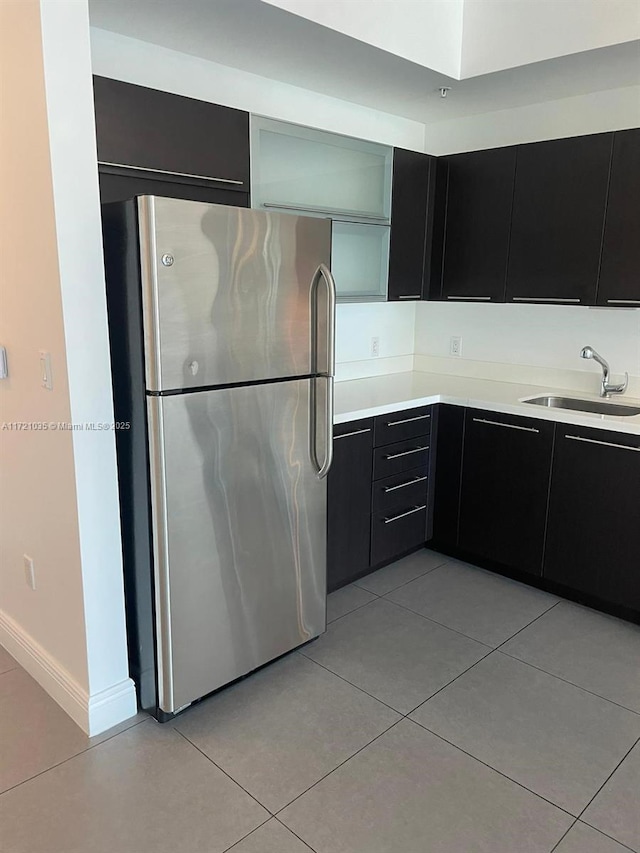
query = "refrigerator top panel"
(137, 196, 332, 392)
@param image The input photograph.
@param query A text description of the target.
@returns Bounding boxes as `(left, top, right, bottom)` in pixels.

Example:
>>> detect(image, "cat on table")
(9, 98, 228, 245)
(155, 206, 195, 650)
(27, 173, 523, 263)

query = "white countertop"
(334, 371, 640, 435)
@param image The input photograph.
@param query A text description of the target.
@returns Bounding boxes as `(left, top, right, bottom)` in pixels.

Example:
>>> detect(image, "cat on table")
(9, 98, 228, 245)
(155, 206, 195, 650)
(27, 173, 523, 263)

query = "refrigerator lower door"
(147, 378, 327, 714)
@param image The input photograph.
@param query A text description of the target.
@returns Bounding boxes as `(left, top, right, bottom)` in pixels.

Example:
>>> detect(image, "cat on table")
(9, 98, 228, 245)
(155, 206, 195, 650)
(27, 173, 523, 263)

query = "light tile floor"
(1, 548, 639, 853)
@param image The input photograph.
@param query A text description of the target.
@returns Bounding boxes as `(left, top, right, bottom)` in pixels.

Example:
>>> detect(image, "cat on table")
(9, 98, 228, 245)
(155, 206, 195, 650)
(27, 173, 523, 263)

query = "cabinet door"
(544, 427, 640, 611)
(506, 133, 612, 305)
(93, 76, 250, 190)
(458, 410, 554, 575)
(327, 420, 373, 591)
(431, 404, 464, 549)
(388, 149, 434, 301)
(441, 147, 516, 303)
(597, 129, 640, 307)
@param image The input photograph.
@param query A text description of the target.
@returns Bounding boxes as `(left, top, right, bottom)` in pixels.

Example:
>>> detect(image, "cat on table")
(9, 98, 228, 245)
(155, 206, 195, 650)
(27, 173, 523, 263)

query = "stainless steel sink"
(524, 396, 640, 417)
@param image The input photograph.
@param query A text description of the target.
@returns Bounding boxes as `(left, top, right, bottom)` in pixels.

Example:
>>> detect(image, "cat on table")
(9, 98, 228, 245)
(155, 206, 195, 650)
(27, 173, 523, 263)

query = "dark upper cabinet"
(93, 76, 250, 201)
(431, 404, 464, 549)
(439, 147, 516, 303)
(388, 149, 434, 301)
(505, 133, 612, 305)
(458, 409, 554, 575)
(327, 419, 373, 591)
(597, 129, 640, 307)
(544, 426, 640, 611)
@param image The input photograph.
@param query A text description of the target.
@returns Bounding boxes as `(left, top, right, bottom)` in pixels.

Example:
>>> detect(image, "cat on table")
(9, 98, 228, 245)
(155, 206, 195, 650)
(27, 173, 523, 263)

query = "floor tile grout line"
(548, 818, 579, 853)
(273, 815, 319, 853)
(409, 717, 579, 820)
(575, 819, 640, 853)
(274, 718, 404, 817)
(497, 648, 640, 717)
(296, 650, 404, 716)
(172, 727, 274, 817)
(576, 733, 640, 821)
(495, 602, 563, 652)
(0, 716, 149, 800)
(402, 645, 496, 717)
(326, 595, 379, 626)
(492, 599, 561, 651)
(379, 594, 497, 646)
(352, 555, 451, 598)
(221, 816, 274, 852)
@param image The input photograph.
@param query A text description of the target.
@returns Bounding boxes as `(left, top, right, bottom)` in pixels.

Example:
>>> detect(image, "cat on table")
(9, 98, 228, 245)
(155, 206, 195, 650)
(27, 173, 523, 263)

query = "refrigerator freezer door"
(138, 196, 332, 392)
(147, 378, 327, 714)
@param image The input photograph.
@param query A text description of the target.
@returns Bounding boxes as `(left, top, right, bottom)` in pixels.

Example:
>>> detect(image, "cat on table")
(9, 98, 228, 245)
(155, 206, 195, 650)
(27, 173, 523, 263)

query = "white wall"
(415, 302, 640, 387)
(0, 0, 89, 698)
(261, 0, 464, 78)
(335, 303, 416, 380)
(0, 0, 135, 736)
(40, 0, 135, 733)
(424, 85, 640, 155)
(90, 28, 425, 151)
(461, 0, 640, 78)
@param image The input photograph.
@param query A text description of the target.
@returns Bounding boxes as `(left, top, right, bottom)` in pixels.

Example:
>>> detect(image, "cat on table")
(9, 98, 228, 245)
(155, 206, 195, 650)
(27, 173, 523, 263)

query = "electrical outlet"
(23, 555, 36, 590)
(371, 336, 380, 358)
(450, 336, 462, 357)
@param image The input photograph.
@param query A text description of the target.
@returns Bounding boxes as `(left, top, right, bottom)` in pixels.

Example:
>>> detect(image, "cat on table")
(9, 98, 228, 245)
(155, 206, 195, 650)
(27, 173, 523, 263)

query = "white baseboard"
(0, 608, 137, 736)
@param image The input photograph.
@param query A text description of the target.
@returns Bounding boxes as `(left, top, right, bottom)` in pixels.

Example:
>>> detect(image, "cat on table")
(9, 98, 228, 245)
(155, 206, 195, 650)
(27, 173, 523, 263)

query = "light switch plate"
(39, 351, 53, 390)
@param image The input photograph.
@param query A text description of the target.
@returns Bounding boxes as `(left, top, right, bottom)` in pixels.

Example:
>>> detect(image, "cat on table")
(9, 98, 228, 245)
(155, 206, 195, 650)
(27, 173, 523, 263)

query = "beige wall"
(0, 0, 89, 689)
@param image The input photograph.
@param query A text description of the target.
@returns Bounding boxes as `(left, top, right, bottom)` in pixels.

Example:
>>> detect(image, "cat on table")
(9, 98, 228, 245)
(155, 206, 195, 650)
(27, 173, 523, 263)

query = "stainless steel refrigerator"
(102, 195, 335, 721)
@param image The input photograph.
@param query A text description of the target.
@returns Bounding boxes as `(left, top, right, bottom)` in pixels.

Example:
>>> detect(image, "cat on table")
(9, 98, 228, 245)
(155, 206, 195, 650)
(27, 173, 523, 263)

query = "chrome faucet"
(580, 346, 628, 398)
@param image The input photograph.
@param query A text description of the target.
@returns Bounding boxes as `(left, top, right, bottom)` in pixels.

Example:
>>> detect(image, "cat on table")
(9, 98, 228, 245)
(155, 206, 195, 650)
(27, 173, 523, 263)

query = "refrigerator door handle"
(318, 263, 336, 377)
(310, 263, 336, 479)
(309, 376, 334, 479)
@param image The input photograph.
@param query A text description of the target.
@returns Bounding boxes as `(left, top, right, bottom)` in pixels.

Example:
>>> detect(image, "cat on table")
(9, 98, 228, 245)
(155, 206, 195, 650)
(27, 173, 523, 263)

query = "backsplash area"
(336, 300, 640, 395)
(335, 301, 416, 381)
(414, 302, 640, 394)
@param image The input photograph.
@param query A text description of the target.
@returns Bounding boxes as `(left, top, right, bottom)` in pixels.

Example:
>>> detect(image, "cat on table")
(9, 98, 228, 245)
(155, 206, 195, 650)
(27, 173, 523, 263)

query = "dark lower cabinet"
(597, 128, 640, 306)
(388, 149, 434, 301)
(505, 133, 612, 305)
(431, 404, 464, 549)
(544, 426, 640, 611)
(458, 410, 554, 575)
(370, 409, 432, 567)
(327, 419, 373, 592)
(371, 498, 428, 566)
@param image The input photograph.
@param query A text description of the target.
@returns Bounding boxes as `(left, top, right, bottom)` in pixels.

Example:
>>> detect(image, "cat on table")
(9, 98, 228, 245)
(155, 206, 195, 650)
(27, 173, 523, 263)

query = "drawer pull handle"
(384, 505, 427, 524)
(606, 299, 640, 305)
(385, 445, 429, 460)
(383, 475, 428, 493)
(472, 418, 539, 434)
(386, 414, 431, 426)
(398, 295, 422, 300)
(334, 428, 371, 439)
(97, 161, 244, 186)
(565, 434, 639, 452)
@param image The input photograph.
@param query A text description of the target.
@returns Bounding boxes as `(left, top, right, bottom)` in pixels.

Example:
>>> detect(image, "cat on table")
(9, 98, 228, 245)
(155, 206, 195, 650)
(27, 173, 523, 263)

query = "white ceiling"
(88, 0, 640, 125)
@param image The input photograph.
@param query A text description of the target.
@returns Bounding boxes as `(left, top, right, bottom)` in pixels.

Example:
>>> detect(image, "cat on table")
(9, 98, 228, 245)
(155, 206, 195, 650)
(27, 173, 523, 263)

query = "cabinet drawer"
(373, 436, 430, 480)
(371, 504, 428, 566)
(372, 466, 428, 513)
(374, 406, 432, 447)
